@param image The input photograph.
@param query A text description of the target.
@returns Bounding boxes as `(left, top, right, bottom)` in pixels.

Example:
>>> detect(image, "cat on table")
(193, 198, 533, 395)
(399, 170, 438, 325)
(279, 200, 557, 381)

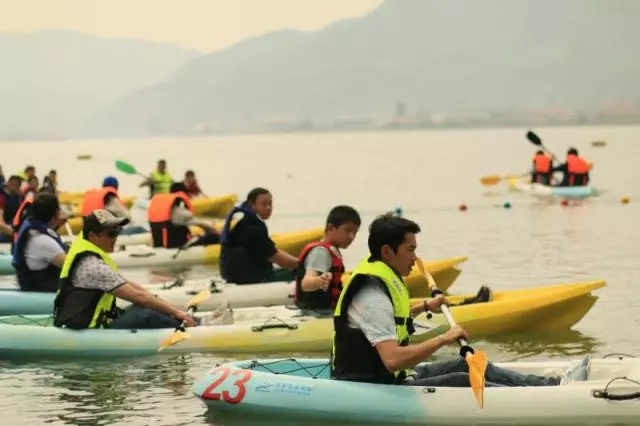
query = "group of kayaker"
(531, 147, 591, 186)
(138, 159, 206, 198)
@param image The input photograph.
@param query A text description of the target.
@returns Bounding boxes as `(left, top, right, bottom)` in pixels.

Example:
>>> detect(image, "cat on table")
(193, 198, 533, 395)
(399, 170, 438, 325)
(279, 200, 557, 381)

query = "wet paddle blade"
(115, 160, 138, 175)
(186, 288, 211, 309)
(466, 350, 488, 408)
(158, 330, 192, 352)
(480, 175, 501, 186)
(526, 131, 541, 146)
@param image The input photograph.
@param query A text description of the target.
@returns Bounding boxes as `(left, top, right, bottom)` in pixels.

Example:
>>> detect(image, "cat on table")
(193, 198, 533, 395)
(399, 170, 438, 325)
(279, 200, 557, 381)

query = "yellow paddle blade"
(158, 330, 192, 352)
(466, 350, 488, 408)
(480, 175, 502, 186)
(414, 259, 436, 290)
(186, 288, 211, 309)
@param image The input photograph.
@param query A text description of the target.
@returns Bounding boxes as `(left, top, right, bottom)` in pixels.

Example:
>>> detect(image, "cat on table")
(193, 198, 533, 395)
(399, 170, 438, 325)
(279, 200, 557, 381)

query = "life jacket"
(53, 236, 120, 329)
(12, 219, 66, 292)
(294, 241, 345, 310)
(147, 192, 193, 248)
(220, 203, 273, 283)
(12, 193, 35, 244)
(1, 188, 23, 229)
(150, 171, 173, 195)
(81, 187, 119, 217)
(566, 154, 590, 186)
(331, 257, 415, 384)
(532, 154, 552, 174)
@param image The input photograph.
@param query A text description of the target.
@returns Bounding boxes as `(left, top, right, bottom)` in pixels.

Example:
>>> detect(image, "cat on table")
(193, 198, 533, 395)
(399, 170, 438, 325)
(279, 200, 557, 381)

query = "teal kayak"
(0, 312, 234, 358)
(192, 357, 640, 424)
(0, 252, 13, 275)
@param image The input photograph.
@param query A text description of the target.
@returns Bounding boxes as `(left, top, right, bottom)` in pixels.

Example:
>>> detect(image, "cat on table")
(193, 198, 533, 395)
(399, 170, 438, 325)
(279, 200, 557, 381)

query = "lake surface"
(1, 125, 637, 425)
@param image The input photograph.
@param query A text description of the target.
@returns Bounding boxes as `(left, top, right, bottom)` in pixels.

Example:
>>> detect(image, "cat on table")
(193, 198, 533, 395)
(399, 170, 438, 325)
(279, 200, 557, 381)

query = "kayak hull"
(192, 356, 640, 425)
(0, 257, 466, 314)
(0, 280, 600, 358)
(508, 178, 596, 198)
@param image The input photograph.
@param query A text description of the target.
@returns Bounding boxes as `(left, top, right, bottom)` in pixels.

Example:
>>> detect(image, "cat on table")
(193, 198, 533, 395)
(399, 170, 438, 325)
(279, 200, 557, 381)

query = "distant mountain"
(0, 30, 199, 139)
(84, 0, 640, 137)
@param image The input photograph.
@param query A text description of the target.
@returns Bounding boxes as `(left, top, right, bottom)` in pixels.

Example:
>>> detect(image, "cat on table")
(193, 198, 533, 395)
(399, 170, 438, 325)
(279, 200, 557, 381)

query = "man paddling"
(139, 159, 173, 197)
(331, 214, 566, 387)
(552, 148, 590, 187)
(53, 209, 198, 330)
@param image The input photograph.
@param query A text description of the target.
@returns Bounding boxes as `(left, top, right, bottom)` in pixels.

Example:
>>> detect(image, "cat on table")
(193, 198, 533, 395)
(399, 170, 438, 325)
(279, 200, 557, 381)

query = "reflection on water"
(486, 329, 602, 361)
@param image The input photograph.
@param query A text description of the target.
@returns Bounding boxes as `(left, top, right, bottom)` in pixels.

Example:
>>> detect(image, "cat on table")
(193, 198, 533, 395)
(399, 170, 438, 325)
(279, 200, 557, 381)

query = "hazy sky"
(1, 0, 384, 52)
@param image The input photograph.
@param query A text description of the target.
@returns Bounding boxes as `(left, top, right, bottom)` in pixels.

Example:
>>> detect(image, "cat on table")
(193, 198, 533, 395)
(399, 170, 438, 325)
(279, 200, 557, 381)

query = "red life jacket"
(532, 154, 552, 174)
(294, 241, 345, 310)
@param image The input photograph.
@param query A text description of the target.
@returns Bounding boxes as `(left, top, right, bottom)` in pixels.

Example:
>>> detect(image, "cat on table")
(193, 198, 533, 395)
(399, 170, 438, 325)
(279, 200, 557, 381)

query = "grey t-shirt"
(347, 276, 397, 345)
(303, 246, 337, 274)
(24, 231, 66, 271)
(71, 256, 127, 292)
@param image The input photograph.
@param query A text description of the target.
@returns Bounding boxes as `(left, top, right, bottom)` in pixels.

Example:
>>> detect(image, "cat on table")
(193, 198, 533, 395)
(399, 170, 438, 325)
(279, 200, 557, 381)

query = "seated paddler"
(53, 209, 198, 330)
(12, 193, 68, 292)
(147, 182, 220, 249)
(220, 187, 299, 284)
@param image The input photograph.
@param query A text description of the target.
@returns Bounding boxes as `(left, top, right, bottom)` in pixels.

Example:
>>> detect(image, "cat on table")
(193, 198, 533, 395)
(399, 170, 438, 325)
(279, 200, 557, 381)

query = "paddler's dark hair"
(326, 205, 361, 231)
(246, 187, 270, 204)
(368, 214, 420, 261)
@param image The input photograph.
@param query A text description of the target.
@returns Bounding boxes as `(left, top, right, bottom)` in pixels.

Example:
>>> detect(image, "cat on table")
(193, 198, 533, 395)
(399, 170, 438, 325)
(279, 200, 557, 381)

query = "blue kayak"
(0, 252, 13, 275)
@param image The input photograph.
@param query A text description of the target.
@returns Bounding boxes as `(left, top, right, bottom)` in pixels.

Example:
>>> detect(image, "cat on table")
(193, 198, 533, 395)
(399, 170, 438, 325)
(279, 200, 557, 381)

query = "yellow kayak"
(203, 280, 605, 354)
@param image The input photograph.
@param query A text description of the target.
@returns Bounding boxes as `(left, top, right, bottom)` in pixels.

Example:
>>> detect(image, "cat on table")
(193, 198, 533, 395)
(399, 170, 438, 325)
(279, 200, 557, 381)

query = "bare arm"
(375, 336, 447, 372)
(269, 249, 299, 269)
(113, 282, 184, 318)
(50, 253, 66, 268)
(0, 209, 11, 235)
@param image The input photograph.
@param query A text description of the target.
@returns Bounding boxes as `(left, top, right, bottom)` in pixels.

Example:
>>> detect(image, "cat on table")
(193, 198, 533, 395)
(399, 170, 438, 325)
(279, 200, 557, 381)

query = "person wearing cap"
(139, 159, 173, 197)
(12, 193, 68, 292)
(80, 176, 131, 222)
(0, 175, 24, 243)
(53, 209, 198, 330)
(551, 147, 591, 187)
(147, 182, 220, 249)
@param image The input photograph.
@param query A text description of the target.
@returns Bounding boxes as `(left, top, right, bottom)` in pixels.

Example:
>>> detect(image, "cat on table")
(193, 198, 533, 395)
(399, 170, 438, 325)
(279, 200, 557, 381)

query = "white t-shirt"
(24, 231, 66, 271)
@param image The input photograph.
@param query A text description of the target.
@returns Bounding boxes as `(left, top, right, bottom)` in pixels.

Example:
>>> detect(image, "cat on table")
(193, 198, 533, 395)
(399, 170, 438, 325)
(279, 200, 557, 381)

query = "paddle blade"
(158, 330, 192, 352)
(526, 130, 541, 146)
(114, 160, 138, 175)
(466, 350, 488, 408)
(480, 175, 501, 186)
(186, 288, 211, 309)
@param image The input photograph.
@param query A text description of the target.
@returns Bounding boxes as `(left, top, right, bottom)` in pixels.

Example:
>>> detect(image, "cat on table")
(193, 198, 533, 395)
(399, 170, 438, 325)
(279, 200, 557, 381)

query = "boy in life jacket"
(294, 205, 361, 313)
(531, 150, 553, 185)
(552, 147, 590, 187)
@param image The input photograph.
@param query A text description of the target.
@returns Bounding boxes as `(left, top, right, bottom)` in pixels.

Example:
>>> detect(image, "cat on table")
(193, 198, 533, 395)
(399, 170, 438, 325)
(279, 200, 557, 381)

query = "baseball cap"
(83, 209, 130, 235)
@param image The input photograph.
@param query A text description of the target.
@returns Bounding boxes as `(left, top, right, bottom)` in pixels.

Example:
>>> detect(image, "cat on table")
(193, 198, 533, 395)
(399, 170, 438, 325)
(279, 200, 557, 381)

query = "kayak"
(0, 280, 603, 358)
(192, 355, 640, 425)
(507, 178, 597, 199)
(0, 257, 467, 314)
(0, 226, 324, 275)
(60, 194, 238, 231)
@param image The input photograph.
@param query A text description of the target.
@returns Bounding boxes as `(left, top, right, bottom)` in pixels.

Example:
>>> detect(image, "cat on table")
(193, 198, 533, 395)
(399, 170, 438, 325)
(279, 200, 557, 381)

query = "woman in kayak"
(293, 205, 361, 312)
(220, 187, 299, 284)
(331, 214, 564, 387)
(12, 193, 68, 292)
(53, 209, 198, 330)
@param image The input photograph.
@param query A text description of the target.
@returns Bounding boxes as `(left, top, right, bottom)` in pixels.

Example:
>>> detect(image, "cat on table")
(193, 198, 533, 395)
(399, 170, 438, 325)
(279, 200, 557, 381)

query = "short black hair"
(567, 147, 579, 156)
(24, 165, 35, 172)
(246, 187, 270, 204)
(326, 205, 361, 231)
(8, 175, 23, 183)
(185, 170, 195, 177)
(368, 214, 420, 260)
(536, 150, 544, 155)
(170, 182, 186, 193)
(31, 193, 60, 223)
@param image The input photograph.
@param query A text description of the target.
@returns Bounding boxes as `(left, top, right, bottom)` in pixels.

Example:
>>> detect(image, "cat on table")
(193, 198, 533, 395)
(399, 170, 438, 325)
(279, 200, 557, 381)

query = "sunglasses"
(103, 229, 121, 239)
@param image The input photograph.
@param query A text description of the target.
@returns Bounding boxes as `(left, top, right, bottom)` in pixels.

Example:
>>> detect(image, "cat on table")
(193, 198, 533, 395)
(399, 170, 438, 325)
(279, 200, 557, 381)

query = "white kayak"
(192, 355, 640, 425)
(508, 178, 597, 199)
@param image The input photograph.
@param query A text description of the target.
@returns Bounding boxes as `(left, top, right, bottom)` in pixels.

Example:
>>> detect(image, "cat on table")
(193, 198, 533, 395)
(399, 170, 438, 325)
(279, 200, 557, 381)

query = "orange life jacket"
(566, 154, 589, 186)
(532, 154, 552, 174)
(147, 192, 193, 248)
(12, 193, 35, 243)
(81, 188, 119, 217)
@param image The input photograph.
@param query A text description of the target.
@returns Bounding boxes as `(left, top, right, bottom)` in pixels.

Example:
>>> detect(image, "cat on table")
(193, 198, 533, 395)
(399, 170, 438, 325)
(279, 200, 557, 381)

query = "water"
(1, 125, 638, 425)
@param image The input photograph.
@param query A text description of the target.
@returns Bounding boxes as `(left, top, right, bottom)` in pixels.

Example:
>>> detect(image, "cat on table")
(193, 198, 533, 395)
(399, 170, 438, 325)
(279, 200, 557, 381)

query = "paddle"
(114, 160, 149, 179)
(171, 236, 201, 259)
(415, 259, 487, 408)
(526, 130, 560, 163)
(157, 288, 211, 352)
(480, 173, 529, 186)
